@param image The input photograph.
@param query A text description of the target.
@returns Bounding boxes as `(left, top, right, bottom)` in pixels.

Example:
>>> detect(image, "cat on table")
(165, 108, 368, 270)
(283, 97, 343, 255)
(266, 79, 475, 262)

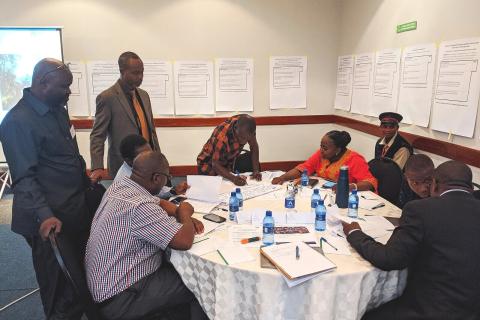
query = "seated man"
(197, 114, 261, 186)
(115, 134, 188, 199)
(398, 154, 434, 208)
(343, 161, 480, 320)
(86, 151, 207, 320)
(374, 112, 413, 170)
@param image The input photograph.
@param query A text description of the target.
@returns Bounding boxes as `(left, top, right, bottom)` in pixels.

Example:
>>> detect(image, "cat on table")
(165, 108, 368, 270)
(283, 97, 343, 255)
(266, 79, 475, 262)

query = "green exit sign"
(397, 21, 417, 33)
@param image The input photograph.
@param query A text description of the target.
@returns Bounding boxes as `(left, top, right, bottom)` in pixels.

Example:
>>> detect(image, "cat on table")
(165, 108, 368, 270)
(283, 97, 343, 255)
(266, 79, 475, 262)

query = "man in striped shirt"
(85, 151, 207, 320)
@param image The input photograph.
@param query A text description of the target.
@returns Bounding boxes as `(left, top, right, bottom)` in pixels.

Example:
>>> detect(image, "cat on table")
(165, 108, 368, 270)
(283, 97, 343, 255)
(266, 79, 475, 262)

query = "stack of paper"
(186, 175, 222, 202)
(260, 242, 336, 286)
(219, 184, 282, 203)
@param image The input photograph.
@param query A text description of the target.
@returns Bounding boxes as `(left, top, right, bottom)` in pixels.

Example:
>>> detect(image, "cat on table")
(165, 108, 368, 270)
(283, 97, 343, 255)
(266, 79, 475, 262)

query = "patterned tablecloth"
(171, 182, 407, 320)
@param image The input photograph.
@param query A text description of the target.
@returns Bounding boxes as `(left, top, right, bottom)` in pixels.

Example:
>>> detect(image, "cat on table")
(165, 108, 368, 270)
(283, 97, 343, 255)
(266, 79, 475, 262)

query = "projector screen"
(0, 27, 63, 119)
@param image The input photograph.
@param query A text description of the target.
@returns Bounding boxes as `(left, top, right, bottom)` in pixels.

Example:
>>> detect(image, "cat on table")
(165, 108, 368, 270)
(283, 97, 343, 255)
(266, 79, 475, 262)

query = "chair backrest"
(49, 231, 103, 320)
(368, 157, 404, 205)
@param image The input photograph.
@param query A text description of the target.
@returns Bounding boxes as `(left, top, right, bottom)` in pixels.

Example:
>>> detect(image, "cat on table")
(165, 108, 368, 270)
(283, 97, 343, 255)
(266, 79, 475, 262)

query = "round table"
(171, 183, 407, 320)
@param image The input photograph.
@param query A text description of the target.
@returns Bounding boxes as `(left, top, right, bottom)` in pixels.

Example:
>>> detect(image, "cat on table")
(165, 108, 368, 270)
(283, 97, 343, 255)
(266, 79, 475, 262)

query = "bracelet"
(350, 183, 358, 191)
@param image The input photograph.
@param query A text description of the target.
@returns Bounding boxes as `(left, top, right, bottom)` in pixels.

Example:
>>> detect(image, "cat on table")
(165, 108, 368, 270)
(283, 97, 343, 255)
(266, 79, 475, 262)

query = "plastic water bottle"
(315, 199, 327, 231)
(300, 169, 309, 187)
(235, 188, 243, 211)
(263, 210, 275, 246)
(311, 188, 321, 213)
(348, 190, 359, 218)
(284, 183, 296, 212)
(229, 192, 239, 221)
(336, 165, 349, 208)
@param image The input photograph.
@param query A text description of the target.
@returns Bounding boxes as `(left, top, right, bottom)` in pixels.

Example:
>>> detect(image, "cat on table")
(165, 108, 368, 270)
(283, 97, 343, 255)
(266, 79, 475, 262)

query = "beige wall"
(337, 0, 480, 150)
(0, 0, 341, 166)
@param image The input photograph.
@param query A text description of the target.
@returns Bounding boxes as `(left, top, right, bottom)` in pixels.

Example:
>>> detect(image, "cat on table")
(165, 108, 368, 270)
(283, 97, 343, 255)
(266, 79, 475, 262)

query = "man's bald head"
(132, 151, 169, 178)
(32, 58, 71, 86)
(431, 161, 472, 197)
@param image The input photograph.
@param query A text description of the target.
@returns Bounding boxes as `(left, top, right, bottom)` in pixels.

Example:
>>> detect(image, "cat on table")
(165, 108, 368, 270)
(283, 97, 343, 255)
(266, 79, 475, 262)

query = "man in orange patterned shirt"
(197, 114, 261, 186)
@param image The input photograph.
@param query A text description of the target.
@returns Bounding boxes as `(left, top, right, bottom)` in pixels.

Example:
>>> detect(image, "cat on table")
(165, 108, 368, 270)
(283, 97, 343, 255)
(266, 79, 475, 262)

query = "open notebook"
(260, 242, 336, 280)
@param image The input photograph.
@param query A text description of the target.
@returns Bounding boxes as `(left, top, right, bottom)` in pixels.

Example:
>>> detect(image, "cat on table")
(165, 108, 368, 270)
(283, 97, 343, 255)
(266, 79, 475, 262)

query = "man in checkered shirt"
(85, 151, 208, 319)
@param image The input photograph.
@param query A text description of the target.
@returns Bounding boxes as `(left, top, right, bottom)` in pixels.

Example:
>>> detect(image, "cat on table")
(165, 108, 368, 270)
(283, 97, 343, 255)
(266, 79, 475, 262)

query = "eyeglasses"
(153, 172, 172, 181)
(39, 63, 70, 82)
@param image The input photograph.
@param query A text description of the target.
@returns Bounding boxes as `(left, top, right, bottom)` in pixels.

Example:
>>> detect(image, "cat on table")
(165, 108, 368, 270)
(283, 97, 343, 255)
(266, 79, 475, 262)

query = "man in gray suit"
(90, 52, 160, 181)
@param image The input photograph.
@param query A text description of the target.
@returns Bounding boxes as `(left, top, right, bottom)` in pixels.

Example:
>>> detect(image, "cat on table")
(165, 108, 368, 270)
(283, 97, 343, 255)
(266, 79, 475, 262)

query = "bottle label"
(229, 204, 239, 212)
(349, 203, 358, 209)
(311, 199, 319, 208)
(238, 200, 243, 207)
(263, 226, 274, 234)
(316, 212, 326, 221)
(285, 198, 295, 209)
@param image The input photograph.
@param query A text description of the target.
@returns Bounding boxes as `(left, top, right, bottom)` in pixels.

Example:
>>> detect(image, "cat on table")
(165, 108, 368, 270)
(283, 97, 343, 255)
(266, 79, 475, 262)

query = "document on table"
(86, 60, 120, 116)
(228, 224, 261, 245)
(431, 38, 480, 138)
(66, 61, 90, 116)
(141, 60, 174, 115)
(215, 58, 254, 112)
(397, 44, 437, 127)
(186, 175, 222, 202)
(185, 199, 220, 214)
(334, 55, 354, 111)
(189, 238, 218, 256)
(174, 60, 214, 115)
(261, 242, 336, 280)
(320, 234, 351, 256)
(269, 56, 307, 109)
(371, 48, 401, 117)
(351, 52, 375, 116)
(219, 184, 282, 203)
(217, 244, 255, 265)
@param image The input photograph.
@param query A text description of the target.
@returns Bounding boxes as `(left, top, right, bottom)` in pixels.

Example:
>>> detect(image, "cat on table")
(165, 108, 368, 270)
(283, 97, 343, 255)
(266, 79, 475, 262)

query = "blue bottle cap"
(231, 191, 237, 196)
(266, 210, 272, 216)
(313, 188, 319, 194)
(236, 188, 241, 192)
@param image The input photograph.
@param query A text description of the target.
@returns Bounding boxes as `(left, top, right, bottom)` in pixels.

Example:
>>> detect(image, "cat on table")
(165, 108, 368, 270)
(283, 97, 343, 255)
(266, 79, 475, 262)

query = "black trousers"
(100, 262, 209, 320)
(25, 231, 88, 320)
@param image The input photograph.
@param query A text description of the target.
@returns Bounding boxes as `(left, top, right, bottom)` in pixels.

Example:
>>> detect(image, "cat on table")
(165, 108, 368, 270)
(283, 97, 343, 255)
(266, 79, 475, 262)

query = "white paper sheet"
(334, 55, 354, 111)
(86, 60, 120, 116)
(228, 225, 261, 244)
(251, 210, 287, 227)
(371, 48, 401, 116)
(431, 38, 480, 137)
(269, 56, 307, 109)
(189, 238, 218, 256)
(351, 53, 375, 115)
(397, 44, 437, 127)
(141, 60, 174, 115)
(185, 199, 220, 214)
(286, 211, 315, 224)
(174, 60, 214, 115)
(66, 61, 90, 116)
(320, 234, 351, 256)
(215, 58, 254, 111)
(186, 175, 222, 203)
(217, 245, 255, 265)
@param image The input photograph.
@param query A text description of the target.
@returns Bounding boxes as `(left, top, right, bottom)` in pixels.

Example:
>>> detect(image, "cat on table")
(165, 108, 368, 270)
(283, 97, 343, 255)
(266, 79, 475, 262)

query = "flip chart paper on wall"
(431, 38, 480, 138)
(174, 61, 214, 115)
(270, 56, 307, 109)
(141, 60, 174, 115)
(334, 55, 354, 111)
(351, 53, 375, 116)
(215, 58, 254, 112)
(66, 61, 89, 117)
(397, 44, 437, 127)
(86, 60, 120, 116)
(371, 48, 401, 117)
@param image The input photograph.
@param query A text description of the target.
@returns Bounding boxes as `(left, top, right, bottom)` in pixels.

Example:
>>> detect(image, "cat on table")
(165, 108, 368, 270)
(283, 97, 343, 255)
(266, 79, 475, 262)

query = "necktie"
(131, 91, 150, 142)
(381, 144, 389, 157)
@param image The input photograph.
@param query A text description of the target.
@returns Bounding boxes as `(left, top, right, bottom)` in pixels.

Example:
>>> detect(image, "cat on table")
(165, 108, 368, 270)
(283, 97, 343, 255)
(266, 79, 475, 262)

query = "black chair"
(368, 157, 404, 205)
(49, 231, 104, 320)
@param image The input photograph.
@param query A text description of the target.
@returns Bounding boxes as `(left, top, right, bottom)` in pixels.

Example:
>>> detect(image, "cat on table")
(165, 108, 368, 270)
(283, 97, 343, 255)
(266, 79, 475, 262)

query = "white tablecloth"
(171, 180, 407, 320)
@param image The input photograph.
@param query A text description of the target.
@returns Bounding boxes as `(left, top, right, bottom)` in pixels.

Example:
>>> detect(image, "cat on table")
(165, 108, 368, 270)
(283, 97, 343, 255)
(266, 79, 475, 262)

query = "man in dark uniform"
(0, 58, 91, 319)
(374, 112, 413, 170)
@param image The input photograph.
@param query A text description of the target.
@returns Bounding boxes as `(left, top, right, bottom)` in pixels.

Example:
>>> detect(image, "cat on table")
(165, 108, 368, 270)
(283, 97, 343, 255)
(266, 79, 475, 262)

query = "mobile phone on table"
(322, 181, 336, 189)
(203, 213, 226, 223)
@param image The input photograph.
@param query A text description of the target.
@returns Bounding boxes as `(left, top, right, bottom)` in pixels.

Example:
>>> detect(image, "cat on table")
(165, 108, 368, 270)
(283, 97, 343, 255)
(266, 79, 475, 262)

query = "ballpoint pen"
(296, 245, 300, 260)
(320, 237, 338, 251)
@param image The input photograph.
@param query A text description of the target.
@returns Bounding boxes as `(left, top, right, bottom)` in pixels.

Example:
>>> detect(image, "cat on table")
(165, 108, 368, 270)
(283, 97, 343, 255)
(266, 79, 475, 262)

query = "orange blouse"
(296, 149, 378, 191)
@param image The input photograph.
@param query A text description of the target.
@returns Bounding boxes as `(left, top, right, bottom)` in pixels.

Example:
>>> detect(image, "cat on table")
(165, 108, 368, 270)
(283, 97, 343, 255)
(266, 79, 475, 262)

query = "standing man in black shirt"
(0, 58, 90, 319)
